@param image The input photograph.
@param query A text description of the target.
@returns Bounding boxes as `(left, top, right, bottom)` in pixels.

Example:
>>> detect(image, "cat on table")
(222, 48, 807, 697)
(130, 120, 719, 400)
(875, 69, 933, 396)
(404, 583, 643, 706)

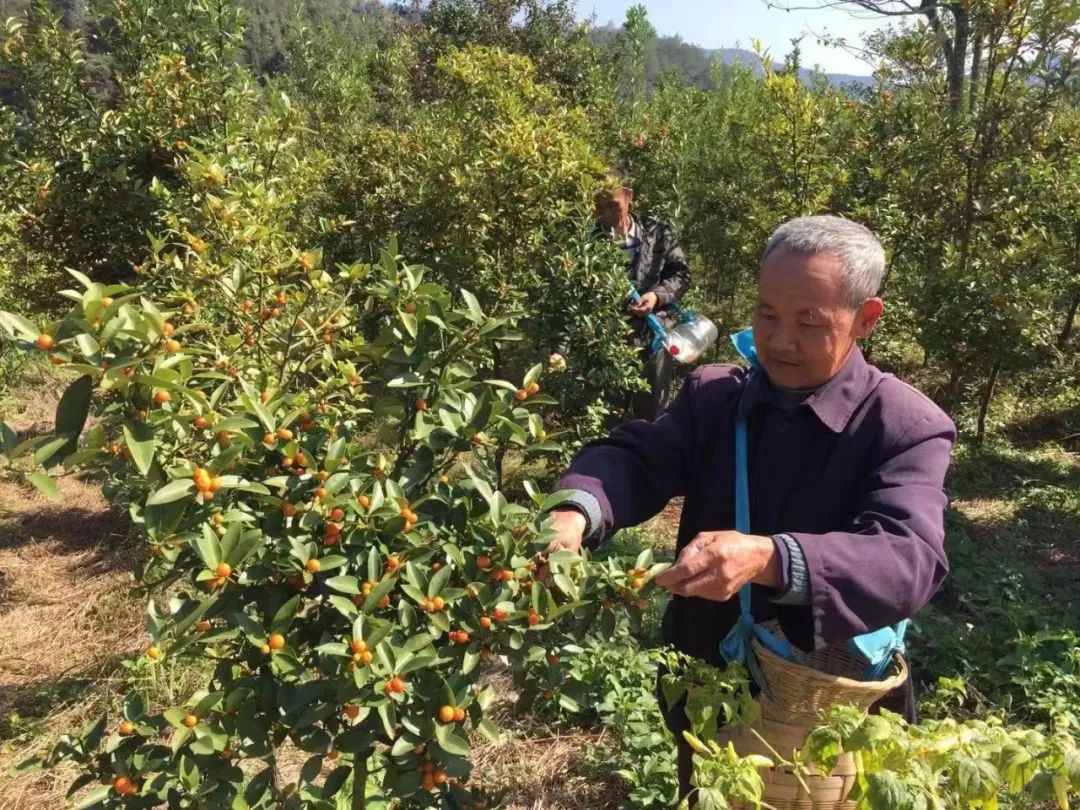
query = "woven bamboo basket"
(716, 622, 908, 810)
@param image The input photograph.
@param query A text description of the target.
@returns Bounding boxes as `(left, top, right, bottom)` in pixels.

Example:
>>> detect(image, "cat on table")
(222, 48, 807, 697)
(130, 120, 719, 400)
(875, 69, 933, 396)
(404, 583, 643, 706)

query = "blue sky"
(579, 0, 887, 75)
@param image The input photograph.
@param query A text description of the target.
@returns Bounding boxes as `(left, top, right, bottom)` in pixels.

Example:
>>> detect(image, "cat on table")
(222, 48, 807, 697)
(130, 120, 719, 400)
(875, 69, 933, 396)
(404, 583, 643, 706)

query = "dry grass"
(469, 668, 626, 810)
(0, 474, 143, 810)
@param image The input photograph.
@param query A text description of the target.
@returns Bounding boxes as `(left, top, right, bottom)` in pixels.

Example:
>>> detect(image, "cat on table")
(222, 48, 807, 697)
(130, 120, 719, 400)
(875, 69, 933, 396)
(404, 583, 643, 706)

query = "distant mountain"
(590, 26, 874, 90)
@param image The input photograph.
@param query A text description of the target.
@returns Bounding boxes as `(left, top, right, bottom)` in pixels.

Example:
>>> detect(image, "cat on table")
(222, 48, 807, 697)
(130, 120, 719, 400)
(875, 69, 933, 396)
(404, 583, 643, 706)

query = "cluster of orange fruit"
(398, 501, 420, 527)
(513, 381, 541, 402)
(420, 595, 446, 612)
(112, 775, 138, 796)
(437, 704, 466, 724)
(350, 638, 374, 665)
(447, 629, 470, 644)
(193, 466, 223, 500)
(416, 756, 448, 791)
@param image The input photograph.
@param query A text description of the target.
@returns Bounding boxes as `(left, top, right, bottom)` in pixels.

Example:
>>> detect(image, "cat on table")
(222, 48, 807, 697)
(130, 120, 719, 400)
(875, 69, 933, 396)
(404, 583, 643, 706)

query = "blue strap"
(720, 328, 907, 683)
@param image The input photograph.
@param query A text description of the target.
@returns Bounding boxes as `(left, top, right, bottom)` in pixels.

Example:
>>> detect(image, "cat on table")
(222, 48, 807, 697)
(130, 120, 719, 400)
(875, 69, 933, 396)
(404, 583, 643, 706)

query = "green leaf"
(434, 722, 471, 756)
(999, 743, 1036, 792)
(74, 785, 112, 809)
(194, 527, 222, 569)
(460, 289, 484, 321)
(953, 756, 999, 802)
(362, 577, 397, 615)
(427, 564, 452, 597)
(0, 311, 40, 341)
(52, 375, 93, 464)
(146, 479, 195, 505)
(1064, 748, 1080, 790)
(26, 472, 58, 499)
(271, 595, 301, 633)
(32, 436, 70, 467)
(865, 770, 910, 810)
(123, 420, 156, 476)
(11, 756, 43, 775)
(326, 576, 360, 595)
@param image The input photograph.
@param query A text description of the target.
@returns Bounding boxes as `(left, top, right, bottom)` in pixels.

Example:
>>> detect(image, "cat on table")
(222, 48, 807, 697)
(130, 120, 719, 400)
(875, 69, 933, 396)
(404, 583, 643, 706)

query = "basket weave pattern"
(716, 623, 908, 810)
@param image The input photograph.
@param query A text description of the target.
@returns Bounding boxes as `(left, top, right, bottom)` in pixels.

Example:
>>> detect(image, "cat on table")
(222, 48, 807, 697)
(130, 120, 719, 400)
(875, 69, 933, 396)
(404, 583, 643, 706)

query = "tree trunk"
(949, 5, 971, 115)
(352, 750, 369, 810)
(975, 361, 1002, 443)
(968, 30, 982, 115)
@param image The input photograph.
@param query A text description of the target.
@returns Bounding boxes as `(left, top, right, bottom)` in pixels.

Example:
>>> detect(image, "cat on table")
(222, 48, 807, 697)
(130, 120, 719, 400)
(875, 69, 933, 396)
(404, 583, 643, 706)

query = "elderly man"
(593, 167, 691, 421)
(546, 215, 955, 798)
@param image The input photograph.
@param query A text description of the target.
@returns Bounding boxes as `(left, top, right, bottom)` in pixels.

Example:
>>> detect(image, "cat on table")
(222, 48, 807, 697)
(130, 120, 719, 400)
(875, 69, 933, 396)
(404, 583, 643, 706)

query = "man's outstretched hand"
(537, 509, 587, 582)
(543, 509, 587, 556)
(627, 291, 658, 317)
(655, 530, 780, 602)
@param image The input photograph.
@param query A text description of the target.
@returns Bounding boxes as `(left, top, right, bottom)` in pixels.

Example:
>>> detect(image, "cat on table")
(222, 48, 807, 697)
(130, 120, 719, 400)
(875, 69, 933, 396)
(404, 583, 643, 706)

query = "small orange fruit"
(438, 705, 455, 723)
(183, 713, 198, 728)
(453, 708, 465, 723)
(386, 555, 400, 571)
(476, 555, 492, 570)
(350, 639, 367, 654)
(162, 322, 175, 335)
(527, 382, 540, 396)
(214, 562, 232, 579)
(330, 507, 345, 521)
(259, 643, 271, 654)
(493, 608, 508, 622)
(35, 334, 54, 351)
(195, 620, 212, 632)
(153, 389, 171, 404)
(431, 596, 445, 611)
(146, 645, 161, 660)
(358, 495, 370, 508)
(276, 427, 293, 440)
(315, 487, 328, 500)
(268, 633, 285, 650)
(118, 721, 136, 735)
(515, 389, 527, 401)
(112, 775, 137, 796)
(164, 338, 181, 353)
(305, 559, 321, 573)
(263, 432, 276, 446)
(193, 416, 209, 429)
(414, 398, 428, 411)
(479, 616, 491, 630)
(377, 595, 391, 609)
(344, 704, 360, 720)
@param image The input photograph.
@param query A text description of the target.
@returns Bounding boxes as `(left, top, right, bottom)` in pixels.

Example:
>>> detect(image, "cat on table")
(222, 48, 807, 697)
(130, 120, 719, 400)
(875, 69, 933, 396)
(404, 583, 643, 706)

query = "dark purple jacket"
(557, 348, 955, 714)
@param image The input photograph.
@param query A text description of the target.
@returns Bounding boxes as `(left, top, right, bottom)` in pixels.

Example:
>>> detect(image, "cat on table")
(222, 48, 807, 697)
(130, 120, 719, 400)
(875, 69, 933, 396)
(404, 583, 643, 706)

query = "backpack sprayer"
(628, 286, 719, 363)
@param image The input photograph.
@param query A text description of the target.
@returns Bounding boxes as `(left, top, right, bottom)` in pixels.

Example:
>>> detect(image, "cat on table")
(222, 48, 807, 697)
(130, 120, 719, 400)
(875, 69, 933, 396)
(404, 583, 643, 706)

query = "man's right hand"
(537, 509, 588, 584)
(543, 508, 587, 556)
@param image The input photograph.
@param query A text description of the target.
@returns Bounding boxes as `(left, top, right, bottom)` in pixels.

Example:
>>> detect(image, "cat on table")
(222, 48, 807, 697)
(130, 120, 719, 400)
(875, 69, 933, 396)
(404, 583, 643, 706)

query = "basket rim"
(751, 638, 909, 692)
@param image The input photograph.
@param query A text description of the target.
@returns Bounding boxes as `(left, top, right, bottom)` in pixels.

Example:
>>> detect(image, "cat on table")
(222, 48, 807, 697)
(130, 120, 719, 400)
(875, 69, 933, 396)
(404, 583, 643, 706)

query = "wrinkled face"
(751, 250, 883, 389)
(593, 186, 633, 229)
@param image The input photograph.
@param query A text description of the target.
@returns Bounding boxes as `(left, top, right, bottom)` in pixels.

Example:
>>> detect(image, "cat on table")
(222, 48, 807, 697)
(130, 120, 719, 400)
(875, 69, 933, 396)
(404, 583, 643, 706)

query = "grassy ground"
(0, 367, 1077, 807)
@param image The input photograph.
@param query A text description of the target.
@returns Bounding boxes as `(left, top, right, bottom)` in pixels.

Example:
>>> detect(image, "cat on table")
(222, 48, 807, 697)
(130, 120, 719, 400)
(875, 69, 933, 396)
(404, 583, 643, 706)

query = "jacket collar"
(737, 346, 876, 434)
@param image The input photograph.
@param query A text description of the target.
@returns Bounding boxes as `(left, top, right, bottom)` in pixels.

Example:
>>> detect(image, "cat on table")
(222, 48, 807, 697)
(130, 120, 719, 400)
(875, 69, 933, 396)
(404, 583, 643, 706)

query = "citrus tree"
(0, 62, 666, 801)
(0, 236, 670, 807)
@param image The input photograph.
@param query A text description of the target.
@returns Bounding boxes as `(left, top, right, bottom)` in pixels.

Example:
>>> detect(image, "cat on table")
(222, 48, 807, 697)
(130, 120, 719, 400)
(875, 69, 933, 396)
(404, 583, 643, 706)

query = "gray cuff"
(559, 490, 603, 542)
(773, 533, 811, 606)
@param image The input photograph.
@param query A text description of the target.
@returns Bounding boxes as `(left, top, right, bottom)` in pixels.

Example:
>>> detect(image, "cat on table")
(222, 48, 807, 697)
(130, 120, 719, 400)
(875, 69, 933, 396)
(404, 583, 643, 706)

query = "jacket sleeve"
(555, 368, 708, 540)
(649, 225, 691, 307)
(792, 411, 956, 647)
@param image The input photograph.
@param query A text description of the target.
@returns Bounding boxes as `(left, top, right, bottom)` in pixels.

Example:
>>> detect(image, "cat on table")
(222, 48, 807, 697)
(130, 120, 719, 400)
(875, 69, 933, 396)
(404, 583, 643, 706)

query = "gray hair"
(762, 215, 886, 307)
